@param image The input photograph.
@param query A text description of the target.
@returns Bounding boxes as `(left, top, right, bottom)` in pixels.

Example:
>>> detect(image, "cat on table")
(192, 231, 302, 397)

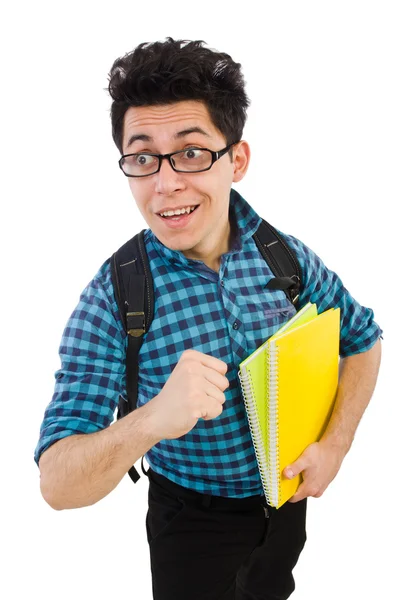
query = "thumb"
(283, 453, 309, 479)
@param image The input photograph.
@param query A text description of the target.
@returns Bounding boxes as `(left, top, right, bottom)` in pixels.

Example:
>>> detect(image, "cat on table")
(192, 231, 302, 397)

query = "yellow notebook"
(238, 303, 340, 508)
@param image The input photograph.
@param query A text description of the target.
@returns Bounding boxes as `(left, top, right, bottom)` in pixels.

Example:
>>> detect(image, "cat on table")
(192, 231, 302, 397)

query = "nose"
(154, 156, 185, 195)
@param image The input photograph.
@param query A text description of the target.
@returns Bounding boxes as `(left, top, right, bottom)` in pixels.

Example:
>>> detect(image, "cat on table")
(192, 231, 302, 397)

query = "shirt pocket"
(239, 290, 297, 343)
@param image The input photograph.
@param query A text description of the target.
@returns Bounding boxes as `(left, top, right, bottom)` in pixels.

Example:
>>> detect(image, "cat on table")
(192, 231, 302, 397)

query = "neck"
(182, 218, 233, 273)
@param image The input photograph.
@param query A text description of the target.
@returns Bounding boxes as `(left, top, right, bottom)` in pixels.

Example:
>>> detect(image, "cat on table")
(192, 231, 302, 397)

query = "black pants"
(145, 468, 307, 600)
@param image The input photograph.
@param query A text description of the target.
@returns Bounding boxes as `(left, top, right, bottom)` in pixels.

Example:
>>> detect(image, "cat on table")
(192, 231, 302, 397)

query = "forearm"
(39, 403, 161, 510)
(321, 338, 382, 456)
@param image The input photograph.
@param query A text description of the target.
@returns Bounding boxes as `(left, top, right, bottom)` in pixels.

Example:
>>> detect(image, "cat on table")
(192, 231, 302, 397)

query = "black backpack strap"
(110, 229, 154, 483)
(109, 218, 300, 484)
(253, 219, 302, 306)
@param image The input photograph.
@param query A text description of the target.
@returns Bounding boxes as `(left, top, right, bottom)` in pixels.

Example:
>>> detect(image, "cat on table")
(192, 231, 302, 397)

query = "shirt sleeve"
(278, 230, 383, 358)
(34, 258, 127, 467)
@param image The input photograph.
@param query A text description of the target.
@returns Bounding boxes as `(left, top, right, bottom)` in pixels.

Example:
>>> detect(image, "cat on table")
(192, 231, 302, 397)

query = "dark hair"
(107, 37, 250, 160)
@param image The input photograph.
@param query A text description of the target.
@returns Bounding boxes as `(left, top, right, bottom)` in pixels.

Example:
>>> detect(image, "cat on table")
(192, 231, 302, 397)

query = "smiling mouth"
(156, 204, 200, 228)
(158, 205, 199, 220)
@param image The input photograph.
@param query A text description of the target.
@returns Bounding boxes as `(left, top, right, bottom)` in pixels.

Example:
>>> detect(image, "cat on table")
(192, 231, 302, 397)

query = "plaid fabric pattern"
(34, 189, 382, 498)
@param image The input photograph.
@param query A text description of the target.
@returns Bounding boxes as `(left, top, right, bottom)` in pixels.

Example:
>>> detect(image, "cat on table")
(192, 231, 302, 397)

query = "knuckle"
(215, 403, 223, 417)
(185, 363, 195, 375)
(180, 355, 197, 374)
(309, 485, 320, 497)
(220, 361, 228, 374)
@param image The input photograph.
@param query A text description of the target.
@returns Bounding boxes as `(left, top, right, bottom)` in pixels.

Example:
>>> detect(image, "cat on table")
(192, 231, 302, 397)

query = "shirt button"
(233, 321, 239, 330)
(220, 279, 225, 287)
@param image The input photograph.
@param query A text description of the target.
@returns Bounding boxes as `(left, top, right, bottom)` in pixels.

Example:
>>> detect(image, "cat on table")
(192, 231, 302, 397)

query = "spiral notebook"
(238, 303, 340, 508)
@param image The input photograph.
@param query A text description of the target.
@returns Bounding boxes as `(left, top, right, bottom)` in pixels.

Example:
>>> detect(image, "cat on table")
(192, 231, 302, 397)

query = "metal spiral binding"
(267, 341, 281, 507)
(238, 368, 272, 504)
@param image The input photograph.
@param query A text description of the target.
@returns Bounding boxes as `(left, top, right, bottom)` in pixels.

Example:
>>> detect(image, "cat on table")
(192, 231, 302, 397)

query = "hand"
(147, 349, 229, 440)
(283, 440, 345, 503)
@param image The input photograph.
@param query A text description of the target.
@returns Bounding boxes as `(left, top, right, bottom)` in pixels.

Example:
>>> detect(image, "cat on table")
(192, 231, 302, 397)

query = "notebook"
(238, 303, 340, 508)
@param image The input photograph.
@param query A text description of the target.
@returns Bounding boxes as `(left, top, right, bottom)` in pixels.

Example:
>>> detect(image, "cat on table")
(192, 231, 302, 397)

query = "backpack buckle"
(291, 292, 300, 305)
(290, 275, 300, 305)
(127, 311, 145, 337)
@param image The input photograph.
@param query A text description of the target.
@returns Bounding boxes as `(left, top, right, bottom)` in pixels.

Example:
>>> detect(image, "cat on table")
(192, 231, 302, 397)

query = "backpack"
(110, 218, 302, 483)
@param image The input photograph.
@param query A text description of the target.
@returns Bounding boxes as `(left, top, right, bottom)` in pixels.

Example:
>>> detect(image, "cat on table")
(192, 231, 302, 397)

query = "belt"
(147, 467, 270, 513)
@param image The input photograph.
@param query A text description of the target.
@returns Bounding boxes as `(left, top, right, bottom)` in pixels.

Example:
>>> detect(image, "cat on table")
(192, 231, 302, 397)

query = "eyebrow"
(125, 127, 212, 150)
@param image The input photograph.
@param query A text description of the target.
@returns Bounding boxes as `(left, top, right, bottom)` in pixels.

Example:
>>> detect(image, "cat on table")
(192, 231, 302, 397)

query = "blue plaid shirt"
(34, 189, 382, 498)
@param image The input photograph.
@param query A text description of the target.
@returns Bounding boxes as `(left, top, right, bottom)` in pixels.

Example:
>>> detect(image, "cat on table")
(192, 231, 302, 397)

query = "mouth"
(157, 204, 200, 229)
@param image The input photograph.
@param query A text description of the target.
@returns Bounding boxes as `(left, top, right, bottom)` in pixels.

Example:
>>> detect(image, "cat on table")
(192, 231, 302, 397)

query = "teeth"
(160, 205, 197, 217)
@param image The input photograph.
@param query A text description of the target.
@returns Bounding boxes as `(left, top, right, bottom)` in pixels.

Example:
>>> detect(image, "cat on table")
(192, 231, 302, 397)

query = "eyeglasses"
(118, 142, 238, 177)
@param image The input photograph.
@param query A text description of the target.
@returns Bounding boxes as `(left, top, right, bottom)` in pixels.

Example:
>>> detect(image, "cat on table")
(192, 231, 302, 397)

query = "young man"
(35, 38, 382, 600)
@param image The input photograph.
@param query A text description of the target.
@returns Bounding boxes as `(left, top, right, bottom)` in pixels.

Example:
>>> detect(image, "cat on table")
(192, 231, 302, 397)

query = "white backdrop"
(2, 1, 396, 599)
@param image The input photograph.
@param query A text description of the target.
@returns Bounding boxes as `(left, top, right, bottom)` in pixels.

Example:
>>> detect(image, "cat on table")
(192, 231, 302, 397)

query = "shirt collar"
(147, 188, 262, 266)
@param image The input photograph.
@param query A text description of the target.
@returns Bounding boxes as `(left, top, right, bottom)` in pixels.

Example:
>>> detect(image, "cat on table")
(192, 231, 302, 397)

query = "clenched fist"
(147, 349, 229, 440)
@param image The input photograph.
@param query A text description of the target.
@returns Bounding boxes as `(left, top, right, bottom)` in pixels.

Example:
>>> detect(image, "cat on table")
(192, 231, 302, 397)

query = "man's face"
(121, 100, 248, 262)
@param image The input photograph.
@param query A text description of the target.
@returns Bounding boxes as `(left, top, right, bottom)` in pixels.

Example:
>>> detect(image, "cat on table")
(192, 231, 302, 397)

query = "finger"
(288, 493, 306, 503)
(202, 365, 230, 391)
(204, 381, 226, 404)
(201, 394, 225, 420)
(288, 483, 308, 503)
(187, 349, 228, 375)
(283, 453, 311, 479)
(203, 355, 228, 375)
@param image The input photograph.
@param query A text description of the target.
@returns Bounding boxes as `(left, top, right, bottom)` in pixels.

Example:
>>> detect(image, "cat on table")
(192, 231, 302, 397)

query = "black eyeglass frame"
(118, 142, 239, 177)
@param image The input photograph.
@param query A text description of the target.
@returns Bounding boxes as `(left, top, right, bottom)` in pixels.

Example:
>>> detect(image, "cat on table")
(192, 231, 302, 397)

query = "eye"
(134, 153, 156, 165)
(182, 148, 203, 159)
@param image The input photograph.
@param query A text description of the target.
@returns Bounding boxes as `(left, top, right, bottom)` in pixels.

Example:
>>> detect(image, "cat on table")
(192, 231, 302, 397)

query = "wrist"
(320, 434, 350, 460)
(138, 397, 164, 444)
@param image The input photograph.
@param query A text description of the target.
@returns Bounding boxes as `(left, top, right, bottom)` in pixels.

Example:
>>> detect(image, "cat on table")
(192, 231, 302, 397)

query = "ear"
(232, 141, 250, 183)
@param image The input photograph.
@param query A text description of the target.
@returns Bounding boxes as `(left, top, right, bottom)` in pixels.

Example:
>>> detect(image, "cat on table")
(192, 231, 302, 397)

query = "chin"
(156, 232, 197, 253)
(164, 239, 194, 252)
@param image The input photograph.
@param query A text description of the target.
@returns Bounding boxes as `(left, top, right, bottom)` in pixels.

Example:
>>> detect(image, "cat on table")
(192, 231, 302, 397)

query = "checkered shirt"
(34, 189, 383, 497)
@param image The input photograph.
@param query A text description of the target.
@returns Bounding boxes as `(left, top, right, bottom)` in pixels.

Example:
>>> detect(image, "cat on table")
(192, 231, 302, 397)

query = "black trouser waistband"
(147, 467, 269, 511)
